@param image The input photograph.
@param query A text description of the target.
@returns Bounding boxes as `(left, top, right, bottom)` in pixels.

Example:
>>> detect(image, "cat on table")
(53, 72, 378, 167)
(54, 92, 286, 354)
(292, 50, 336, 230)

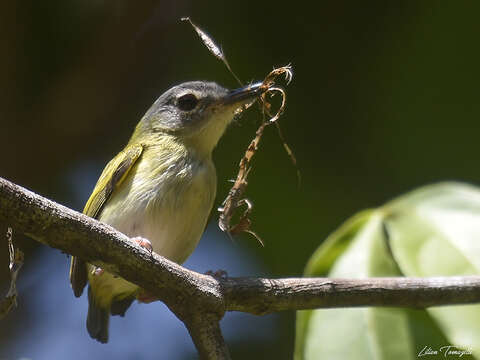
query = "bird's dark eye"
(177, 93, 199, 111)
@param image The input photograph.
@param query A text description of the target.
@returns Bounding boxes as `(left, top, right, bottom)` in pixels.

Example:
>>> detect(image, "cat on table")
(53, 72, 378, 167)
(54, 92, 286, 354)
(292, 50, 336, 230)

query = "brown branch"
(181, 312, 231, 360)
(1, 176, 480, 358)
(221, 276, 480, 315)
(0, 176, 226, 358)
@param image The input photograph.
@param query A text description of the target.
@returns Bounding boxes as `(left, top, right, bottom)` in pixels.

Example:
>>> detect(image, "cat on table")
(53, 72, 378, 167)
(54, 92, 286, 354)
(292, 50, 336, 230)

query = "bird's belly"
(103, 160, 215, 260)
(88, 161, 216, 305)
(88, 203, 209, 306)
(105, 188, 213, 264)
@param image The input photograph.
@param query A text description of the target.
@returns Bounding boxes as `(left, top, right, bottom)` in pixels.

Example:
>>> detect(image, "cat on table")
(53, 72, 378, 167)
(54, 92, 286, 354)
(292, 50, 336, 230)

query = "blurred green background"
(1, 1, 480, 359)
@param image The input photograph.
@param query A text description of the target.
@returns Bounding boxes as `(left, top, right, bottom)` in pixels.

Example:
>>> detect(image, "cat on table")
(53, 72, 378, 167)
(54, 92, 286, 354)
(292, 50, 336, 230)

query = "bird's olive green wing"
(69, 144, 143, 297)
(82, 144, 143, 218)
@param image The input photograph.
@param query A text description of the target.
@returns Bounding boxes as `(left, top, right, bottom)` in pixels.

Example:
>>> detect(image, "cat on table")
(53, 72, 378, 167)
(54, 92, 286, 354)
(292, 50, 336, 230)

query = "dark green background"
(1, 1, 479, 359)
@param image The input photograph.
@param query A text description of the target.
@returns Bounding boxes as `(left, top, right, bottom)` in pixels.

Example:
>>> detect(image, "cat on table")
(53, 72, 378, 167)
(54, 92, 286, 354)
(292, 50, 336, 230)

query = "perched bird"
(69, 80, 264, 343)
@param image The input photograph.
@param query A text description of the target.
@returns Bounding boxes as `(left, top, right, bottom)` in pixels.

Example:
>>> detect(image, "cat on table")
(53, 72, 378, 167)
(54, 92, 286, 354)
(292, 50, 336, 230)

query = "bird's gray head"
(136, 81, 264, 156)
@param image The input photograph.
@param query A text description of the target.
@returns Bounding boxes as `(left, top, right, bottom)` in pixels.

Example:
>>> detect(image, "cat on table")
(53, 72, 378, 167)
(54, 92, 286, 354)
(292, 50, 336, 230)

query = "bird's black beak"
(223, 82, 265, 105)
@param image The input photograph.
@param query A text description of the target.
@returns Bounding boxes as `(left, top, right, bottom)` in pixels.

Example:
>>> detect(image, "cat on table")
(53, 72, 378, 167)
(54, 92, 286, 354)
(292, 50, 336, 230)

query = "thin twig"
(218, 66, 293, 241)
(0, 227, 24, 319)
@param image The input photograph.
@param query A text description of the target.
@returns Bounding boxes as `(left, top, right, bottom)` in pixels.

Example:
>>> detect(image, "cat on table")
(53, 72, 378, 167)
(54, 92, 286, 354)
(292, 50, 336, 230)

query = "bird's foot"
(131, 236, 153, 253)
(137, 290, 158, 304)
(205, 269, 228, 279)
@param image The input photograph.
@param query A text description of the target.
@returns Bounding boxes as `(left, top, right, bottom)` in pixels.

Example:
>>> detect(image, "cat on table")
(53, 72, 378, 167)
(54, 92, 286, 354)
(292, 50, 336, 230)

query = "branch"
(182, 312, 231, 360)
(2, 176, 480, 359)
(221, 276, 480, 314)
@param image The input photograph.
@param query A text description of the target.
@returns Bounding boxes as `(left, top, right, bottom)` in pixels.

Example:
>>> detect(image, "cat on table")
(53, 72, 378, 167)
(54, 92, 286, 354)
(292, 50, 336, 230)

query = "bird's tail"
(87, 286, 110, 343)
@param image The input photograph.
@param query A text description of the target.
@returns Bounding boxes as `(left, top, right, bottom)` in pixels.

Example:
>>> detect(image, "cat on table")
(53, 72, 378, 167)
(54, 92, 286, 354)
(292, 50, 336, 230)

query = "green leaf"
(296, 213, 413, 360)
(296, 210, 377, 359)
(295, 182, 480, 360)
(384, 182, 480, 355)
(304, 210, 375, 277)
(384, 182, 480, 276)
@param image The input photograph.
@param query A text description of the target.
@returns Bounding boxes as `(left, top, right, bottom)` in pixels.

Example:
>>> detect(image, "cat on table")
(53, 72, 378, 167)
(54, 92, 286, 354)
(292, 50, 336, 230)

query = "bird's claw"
(132, 236, 153, 253)
(205, 269, 228, 279)
(137, 290, 158, 304)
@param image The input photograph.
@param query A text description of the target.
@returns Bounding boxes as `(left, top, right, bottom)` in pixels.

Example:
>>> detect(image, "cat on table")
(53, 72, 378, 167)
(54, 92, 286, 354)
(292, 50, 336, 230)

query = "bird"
(69, 80, 264, 343)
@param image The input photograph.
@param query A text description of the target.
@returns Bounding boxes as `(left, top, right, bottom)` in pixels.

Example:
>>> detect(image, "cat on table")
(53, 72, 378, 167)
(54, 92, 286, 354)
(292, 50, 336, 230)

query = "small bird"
(69, 80, 264, 343)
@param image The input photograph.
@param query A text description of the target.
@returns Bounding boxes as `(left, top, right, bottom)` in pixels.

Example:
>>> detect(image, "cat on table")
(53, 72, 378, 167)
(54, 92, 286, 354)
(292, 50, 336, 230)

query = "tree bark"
(2, 176, 480, 359)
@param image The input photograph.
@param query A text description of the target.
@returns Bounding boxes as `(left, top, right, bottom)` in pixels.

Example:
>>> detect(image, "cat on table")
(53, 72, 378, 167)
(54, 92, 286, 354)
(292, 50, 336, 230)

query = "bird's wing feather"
(69, 144, 144, 297)
(83, 144, 144, 218)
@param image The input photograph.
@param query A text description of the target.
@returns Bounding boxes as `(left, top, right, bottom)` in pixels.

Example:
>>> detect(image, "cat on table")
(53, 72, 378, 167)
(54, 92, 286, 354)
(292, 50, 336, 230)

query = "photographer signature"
(418, 345, 473, 358)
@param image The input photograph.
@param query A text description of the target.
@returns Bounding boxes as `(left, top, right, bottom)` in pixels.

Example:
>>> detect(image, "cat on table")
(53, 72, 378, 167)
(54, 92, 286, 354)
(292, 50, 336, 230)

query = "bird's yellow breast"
(100, 143, 216, 261)
(88, 141, 217, 305)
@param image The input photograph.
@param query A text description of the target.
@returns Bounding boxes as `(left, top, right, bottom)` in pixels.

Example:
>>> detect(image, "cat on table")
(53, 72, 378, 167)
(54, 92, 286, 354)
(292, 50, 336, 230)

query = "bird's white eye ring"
(177, 93, 199, 111)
